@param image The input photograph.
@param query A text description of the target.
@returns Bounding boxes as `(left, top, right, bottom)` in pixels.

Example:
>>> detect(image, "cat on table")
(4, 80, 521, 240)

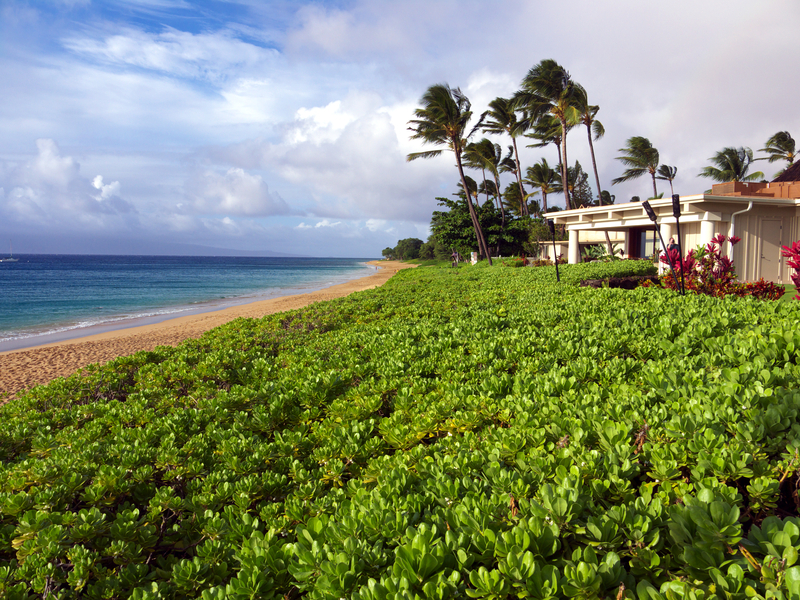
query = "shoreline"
(0, 258, 376, 353)
(0, 260, 413, 401)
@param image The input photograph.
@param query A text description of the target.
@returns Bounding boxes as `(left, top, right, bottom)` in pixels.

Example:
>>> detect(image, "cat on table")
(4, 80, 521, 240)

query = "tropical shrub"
(0, 260, 799, 598)
(582, 243, 623, 263)
(658, 234, 785, 299)
(781, 241, 800, 300)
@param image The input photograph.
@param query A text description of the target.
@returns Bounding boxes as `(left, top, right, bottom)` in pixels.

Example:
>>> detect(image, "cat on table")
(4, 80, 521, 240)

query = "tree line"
(404, 58, 797, 262)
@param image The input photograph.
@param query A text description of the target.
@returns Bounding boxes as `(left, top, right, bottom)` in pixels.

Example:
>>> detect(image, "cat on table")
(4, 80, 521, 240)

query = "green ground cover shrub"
(2, 260, 800, 598)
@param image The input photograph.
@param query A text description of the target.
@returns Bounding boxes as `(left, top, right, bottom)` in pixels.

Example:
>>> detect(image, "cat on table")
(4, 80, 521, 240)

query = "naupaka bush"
(2, 260, 800, 599)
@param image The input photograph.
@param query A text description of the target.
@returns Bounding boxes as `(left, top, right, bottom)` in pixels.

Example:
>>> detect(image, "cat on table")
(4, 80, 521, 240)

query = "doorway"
(629, 227, 657, 259)
(759, 219, 782, 282)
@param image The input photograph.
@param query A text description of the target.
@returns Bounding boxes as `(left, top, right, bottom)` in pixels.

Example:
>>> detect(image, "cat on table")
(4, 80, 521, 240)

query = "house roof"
(544, 193, 799, 231)
(772, 160, 800, 183)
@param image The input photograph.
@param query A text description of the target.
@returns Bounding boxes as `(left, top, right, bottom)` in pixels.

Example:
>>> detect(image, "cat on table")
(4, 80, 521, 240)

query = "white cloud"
(314, 219, 340, 228)
(0, 139, 137, 232)
(365, 218, 387, 232)
(288, 100, 358, 144)
(62, 28, 276, 83)
(185, 167, 292, 217)
(25, 138, 80, 189)
(92, 175, 121, 200)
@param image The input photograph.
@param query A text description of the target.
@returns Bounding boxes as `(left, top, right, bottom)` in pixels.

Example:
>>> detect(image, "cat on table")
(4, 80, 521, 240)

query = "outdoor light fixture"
(671, 194, 686, 294)
(642, 200, 682, 294)
(547, 219, 560, 283)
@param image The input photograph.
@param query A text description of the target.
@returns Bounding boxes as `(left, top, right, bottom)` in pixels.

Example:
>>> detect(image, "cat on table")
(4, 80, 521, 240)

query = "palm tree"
(574, 92, 606, 205)
(523, 158, 562, 214)
(502, 183, 538, 217)
(525, 114, 575, 180)
(465, 138, 505, 223)
(514, 59, 584, 209)
(407, 84, 492, 264)
(478, 179, 500, 204)
(656, 165, 678, 195)
(463, 141, 491, 204)
(499, 146, 528, 216)
(611, 136, 660, 199)
(760, 131, 796, 176)
(482, 97, 528, 213)
(698, 147, 764, 183)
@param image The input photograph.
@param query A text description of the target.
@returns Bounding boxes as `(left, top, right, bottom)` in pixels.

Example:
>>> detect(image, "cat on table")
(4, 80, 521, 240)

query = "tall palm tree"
(407, 84, 492, 264)
(478, 179, 500, 205)
(499, 146, 528, 216)
(611, 136, 660, 199)
(656, 165, 678, 195)
(760, 131, 796, 176)
(523, 158, 562, 214)
(467, 138, 506, 223)
(574, 92, 606, 205)
(698, 147, 764, 183)
(463, 141, 491, 204)
(525, 114, 574, 178)
(514, 59, 584, 209)
(481, 97, 528, 212)
(502, 183, 537, 217)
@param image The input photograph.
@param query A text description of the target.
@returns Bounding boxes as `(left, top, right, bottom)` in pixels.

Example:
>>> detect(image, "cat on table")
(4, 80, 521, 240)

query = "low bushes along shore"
(2, 260, 800, 599)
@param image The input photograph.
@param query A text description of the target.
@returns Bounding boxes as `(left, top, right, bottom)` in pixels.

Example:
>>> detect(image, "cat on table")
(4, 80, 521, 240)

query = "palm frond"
(407, 150, 443, 162)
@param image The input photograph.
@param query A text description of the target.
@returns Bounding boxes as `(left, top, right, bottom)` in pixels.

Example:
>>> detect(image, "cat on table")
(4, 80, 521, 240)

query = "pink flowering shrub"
(656, 235, 785, 300)
(781, 241, 800, 300)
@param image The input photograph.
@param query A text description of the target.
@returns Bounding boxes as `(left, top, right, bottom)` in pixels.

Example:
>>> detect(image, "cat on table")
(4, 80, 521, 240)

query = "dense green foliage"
(430, 197, 533, 258)
(383, 239, 425, 261)
(4, 260, 800, 599)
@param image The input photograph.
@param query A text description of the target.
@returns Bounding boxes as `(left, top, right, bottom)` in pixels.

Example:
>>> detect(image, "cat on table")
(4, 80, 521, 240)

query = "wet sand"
(0, 260, 414, 402)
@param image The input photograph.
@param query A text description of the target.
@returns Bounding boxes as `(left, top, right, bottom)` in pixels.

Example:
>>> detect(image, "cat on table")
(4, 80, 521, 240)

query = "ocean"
(0, 255, 376, 352)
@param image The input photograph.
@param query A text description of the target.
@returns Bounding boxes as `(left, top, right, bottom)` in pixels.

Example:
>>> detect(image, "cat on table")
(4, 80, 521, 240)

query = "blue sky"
(1, 0, 798, 257)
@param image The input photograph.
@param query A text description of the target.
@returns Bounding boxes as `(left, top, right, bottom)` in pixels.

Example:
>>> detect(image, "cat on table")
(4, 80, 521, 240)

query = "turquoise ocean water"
(0, 255, 375, 351)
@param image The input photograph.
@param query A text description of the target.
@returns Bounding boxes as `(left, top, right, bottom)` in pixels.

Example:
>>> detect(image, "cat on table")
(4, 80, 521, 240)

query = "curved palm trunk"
(493, 172, 506, 226)
(511, 137, 528, 216)
(587, 128, 602, 206)
(651, 173, 658, 199)
(586, 126, 613, 251)
(560, 119, 571, 210)
(456, 156, 492, 265)
(541, 190, 548, 214)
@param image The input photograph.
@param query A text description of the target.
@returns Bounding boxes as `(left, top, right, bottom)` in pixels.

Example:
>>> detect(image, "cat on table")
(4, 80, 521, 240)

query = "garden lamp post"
(547, 219, 560, 283)
(642, 200, 682, 294)
(671, 194, 686, 294)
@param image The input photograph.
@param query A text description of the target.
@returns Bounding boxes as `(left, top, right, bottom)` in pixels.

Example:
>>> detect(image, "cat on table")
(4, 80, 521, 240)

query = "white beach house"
(543, 164, 800, 283)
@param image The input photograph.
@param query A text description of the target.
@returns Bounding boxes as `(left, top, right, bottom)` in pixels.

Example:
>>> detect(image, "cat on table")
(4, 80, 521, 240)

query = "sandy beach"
(0, 260, 415, 402)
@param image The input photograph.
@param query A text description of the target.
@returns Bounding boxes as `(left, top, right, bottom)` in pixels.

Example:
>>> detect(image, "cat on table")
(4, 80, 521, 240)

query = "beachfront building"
(543, 166, 800, 283)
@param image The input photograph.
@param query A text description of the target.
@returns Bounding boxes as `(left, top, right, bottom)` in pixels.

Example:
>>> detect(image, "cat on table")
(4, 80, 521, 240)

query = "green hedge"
(2, 260, 800, 599)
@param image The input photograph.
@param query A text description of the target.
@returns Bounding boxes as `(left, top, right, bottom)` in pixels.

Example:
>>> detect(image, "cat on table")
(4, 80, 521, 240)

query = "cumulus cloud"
(92, 175, 121, 200)
(185, 167, 292, 216)
(210, 91, 450, 223)
(0, 139, 137, 230)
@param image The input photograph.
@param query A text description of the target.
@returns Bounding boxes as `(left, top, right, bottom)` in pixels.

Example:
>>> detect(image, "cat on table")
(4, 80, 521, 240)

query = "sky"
(1, 0, 798, 257)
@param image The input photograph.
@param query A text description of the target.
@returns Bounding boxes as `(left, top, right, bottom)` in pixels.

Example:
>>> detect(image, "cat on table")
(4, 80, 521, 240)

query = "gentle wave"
(0, 257, 376, 350)
(0, 306, 194, 343)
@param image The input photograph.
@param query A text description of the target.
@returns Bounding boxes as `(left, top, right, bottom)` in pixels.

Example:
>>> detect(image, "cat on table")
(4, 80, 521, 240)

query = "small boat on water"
(0, 243, 18, 263)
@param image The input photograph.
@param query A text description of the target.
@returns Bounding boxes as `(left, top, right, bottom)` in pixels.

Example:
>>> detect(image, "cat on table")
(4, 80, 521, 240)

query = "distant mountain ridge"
(2, 236, 309, 257)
